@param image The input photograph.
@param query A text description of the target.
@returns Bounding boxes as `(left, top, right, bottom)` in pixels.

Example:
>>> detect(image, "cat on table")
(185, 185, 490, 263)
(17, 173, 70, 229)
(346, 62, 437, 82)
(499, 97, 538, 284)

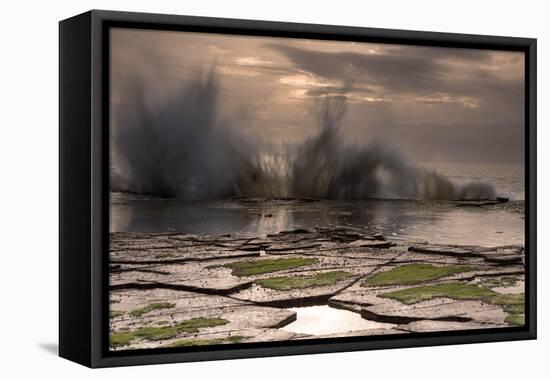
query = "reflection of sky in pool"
(281, 305, 394, 336)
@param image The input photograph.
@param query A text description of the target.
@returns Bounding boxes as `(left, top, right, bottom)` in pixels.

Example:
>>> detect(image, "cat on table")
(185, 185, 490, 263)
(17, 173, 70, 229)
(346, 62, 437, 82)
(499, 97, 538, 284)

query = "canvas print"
(108, 28, 526, 351)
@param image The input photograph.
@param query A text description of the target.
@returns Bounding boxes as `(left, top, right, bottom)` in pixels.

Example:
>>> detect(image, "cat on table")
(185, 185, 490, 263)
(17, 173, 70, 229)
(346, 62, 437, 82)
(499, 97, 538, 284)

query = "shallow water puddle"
(281, 305, 394, 336)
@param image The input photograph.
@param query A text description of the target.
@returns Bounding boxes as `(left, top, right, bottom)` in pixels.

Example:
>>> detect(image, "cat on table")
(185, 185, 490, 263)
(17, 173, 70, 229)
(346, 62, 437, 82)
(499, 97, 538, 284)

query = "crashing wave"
(111, 69, 495, 201)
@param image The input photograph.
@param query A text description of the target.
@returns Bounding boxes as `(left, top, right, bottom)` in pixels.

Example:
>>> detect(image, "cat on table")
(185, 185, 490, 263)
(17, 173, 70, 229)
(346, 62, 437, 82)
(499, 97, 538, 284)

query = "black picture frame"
(59, 9, 537, 368)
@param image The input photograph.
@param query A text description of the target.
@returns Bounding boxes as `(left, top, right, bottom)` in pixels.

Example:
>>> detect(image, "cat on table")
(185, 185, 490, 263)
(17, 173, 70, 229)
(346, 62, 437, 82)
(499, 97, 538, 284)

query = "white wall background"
(0, 0, 546, 376)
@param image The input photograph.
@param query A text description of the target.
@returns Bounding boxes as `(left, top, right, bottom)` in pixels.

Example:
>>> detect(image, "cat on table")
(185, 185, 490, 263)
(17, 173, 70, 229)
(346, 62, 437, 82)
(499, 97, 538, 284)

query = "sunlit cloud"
(279, 72, 333, 87)
(415, 94, 479, 108)
(218, 65, 261, 77)
(235, 56, 273, 66)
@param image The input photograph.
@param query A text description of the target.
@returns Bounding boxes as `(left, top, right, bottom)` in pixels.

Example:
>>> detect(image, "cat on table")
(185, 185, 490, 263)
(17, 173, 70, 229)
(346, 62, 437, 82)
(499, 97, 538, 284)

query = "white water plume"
(111, 69, 496, 201)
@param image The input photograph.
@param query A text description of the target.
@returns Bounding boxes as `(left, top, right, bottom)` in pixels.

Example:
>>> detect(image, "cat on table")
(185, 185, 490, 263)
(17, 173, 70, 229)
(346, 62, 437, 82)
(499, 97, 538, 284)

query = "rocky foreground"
(109, 228, 525, 350)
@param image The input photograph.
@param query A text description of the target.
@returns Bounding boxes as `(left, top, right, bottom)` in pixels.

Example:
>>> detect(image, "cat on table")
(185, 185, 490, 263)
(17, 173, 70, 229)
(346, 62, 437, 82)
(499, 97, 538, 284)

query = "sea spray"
(111, 69, 259, 199)
(111, 70, 496, 201)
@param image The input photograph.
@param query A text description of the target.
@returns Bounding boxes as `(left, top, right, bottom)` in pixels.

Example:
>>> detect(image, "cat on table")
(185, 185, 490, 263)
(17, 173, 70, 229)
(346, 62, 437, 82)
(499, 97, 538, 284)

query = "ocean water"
(110, 162, 525, 248)
(110, 197, 524, 247)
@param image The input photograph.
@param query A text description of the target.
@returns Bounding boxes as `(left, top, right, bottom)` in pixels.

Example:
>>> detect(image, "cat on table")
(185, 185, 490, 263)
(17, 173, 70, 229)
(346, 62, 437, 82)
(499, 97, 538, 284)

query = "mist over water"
(112, 69, 258, 199)
(111, 70, 496, 201)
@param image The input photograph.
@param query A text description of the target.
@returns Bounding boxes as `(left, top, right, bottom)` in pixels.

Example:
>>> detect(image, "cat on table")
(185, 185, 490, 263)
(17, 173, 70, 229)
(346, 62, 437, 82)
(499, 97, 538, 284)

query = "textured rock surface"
(109, 228, 525, 350)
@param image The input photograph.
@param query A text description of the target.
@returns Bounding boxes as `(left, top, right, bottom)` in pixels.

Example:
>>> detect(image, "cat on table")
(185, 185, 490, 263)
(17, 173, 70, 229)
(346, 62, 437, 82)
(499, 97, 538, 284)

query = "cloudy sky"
(111, 28, 525, 164)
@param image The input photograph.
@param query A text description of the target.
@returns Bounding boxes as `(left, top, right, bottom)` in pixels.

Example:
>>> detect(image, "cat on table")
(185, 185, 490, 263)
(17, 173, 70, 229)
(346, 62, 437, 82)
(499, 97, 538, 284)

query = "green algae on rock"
(220, 257, 318, 276)
(363, 264, 473, 287)
(505, 313, 525, 326)
(381, 282, 499, 304)
(109, 317, 228, 347)
(490, 293, 525, 325)
(480, 276, 518, 288)
(110, 332, 136, 348)
(129, 302, 175, 317)
(256, 271, 352, 291)
(167, 336, 246, 348)
(380, 282, 524, 325)
(109, 310, 124, 318)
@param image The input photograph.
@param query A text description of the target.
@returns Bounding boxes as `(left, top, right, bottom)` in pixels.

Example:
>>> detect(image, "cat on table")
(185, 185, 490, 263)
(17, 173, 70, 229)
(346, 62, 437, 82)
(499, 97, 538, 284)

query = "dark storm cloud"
(267, 43, 522, 105)
(269, 44, 442, 93)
